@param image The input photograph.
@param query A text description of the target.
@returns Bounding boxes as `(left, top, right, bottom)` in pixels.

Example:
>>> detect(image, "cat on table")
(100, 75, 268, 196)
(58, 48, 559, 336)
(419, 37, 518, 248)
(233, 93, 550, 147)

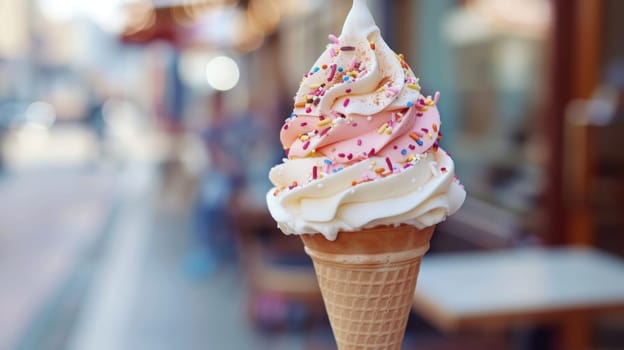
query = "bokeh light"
(205, 55, 240, 91)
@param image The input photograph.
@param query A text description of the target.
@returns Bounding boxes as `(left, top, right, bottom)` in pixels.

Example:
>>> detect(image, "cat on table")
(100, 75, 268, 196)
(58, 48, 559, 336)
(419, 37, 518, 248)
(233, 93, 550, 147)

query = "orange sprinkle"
(294, 101, 306, 108)
(409, 132, 420, 141)
(351, 181, 357, 186)
(432, 123, 438, 132)
(375, 168, 385, 174)
(369, 41, 375, 50)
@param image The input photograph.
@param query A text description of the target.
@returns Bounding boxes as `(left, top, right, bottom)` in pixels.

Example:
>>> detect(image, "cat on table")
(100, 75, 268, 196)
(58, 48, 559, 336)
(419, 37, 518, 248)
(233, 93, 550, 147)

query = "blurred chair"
(229, 194, 324, 331)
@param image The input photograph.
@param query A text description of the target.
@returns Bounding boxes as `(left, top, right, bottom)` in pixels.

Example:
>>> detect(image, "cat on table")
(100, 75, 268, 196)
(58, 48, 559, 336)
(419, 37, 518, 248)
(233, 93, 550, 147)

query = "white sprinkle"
(429, 161, 440, 176)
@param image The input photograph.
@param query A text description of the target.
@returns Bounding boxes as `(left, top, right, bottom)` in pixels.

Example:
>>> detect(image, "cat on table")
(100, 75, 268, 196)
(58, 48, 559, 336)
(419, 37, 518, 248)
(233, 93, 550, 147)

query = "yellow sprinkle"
(385, 127, 393, 135)
(425, 96, 435, 106)
(309, 84, 321, 89)
(427, 133, 433, 139)
(300, 134, 310, 141)
(377, 123, 388, 134)
(317, 119, 332, 127)
(406, 83, 420, 90)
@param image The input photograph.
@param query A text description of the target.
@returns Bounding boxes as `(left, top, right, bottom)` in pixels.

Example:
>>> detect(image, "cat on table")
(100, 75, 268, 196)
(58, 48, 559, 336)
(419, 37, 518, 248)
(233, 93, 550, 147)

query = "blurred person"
(185, 91, 241, 278)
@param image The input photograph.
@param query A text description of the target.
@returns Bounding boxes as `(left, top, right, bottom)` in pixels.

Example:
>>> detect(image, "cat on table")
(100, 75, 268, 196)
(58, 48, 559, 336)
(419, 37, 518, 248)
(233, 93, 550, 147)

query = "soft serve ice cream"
(266, 0, 465, 240)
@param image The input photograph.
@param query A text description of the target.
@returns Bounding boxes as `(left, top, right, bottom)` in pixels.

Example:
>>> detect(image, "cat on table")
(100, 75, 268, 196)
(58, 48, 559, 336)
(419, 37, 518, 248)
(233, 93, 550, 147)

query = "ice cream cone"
(300, 225, 435, 350)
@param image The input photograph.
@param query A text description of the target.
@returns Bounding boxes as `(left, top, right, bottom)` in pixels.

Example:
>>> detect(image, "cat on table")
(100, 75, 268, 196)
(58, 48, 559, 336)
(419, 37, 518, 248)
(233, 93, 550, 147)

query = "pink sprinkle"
(328, 34, 339, 44)
(408, 144, 415, 150)
(327, 64, 337, 82)
(312, 166, 318, 179)
(349, 56, 358, 68)
(421, 128, 429, 133)
(285, 148, 290, 157)
(283, 124, 289, 130)
(385, 157, 393, 173)
(347, 153, 353, 160)
(305, 107, 312, 113)
(441, 167, 447, 173)
(351, 123, 358, 127)
(419, 98, 426, 105)
(301, 122, 308, 127)
(386, 86, 399, 95)
(346, 88, 352, 93)
(343, 98, 350, 107)
(319, 115, 325, 120)
(433, 91, 440, 104)
(368, 148, 376, 157)
(338, 153, 345, 158)
(320, 127, 331, 136)
(416, 112, 423, 117)
(403, 163, 413, 169)
(357, 139, 362, 146)
(393, 145, 398, 149)
(303, 141, 310, 150)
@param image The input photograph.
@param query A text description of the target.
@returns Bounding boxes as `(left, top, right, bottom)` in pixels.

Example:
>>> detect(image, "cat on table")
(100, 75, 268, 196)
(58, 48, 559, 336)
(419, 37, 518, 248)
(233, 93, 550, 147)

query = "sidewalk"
(0, 166, 117, 350)
(66, 163, 306, 350)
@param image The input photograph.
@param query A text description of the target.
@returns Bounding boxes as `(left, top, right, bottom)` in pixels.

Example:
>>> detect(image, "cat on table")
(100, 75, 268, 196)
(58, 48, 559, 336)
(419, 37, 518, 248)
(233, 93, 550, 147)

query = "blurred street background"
(1, 0, 623, 349)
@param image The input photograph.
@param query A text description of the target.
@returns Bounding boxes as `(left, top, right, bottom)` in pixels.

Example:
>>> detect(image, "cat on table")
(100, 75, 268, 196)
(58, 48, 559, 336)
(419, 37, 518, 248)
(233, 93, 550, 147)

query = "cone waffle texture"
(301, 225, 435, 350)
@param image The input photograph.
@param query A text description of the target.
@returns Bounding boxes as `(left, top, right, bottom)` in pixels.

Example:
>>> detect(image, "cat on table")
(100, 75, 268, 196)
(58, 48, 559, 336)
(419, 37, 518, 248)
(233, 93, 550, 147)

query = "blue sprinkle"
(401, 149, 407, 155)
(343, 76, 350, 82)
(290, 113, 296, 119)
(332, 168, 337, 173)
(337, 67, 344, 72)
(337, 167, 344, 172)
(406, 101, 414, 108)
(416, 139, 423, 146)
(313, 66, 320, 72)
(324, 159, 332, 165)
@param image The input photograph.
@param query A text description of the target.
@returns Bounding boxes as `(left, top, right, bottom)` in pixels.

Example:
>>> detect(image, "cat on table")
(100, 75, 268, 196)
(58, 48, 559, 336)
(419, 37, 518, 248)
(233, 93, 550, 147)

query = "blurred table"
(0, 166, 116, 350)
(413, 247, 624, 350)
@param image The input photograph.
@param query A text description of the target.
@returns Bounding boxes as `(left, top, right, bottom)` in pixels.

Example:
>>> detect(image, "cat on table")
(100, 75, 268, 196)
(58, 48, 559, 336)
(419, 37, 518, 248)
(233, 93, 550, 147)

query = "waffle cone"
(301, 225, 435, 350)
